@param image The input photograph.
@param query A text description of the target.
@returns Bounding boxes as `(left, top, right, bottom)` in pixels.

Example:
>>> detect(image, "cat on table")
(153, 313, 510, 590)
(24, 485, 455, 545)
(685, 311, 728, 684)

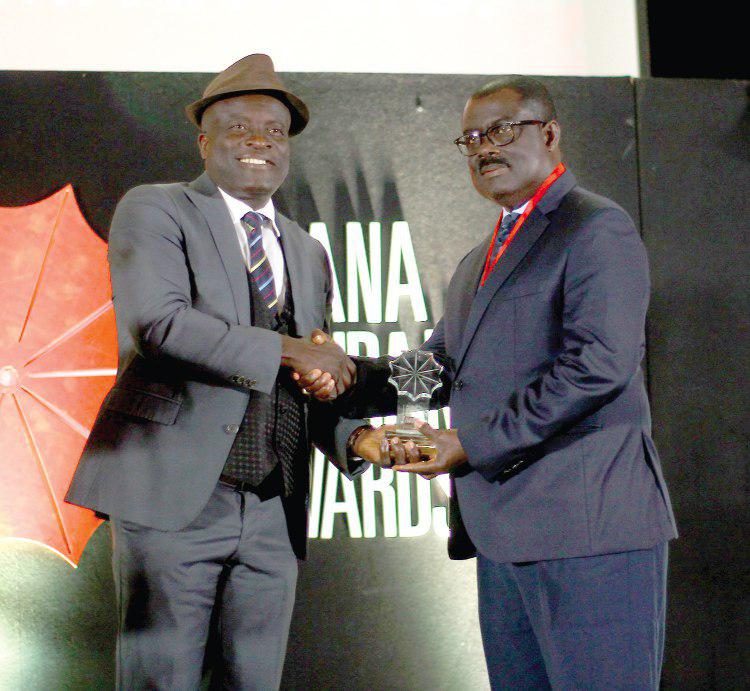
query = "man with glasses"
(304, 76, 677, 689)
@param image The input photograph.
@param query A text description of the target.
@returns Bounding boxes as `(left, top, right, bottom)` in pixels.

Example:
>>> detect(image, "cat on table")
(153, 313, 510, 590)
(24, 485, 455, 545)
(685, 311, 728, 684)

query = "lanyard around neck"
(480, 162, 566, 286)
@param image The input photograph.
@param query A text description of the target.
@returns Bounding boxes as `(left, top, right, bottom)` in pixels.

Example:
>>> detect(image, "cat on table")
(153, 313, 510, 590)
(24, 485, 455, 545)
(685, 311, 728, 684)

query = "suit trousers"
(111, 481, 298, 690)
(477, 543, 668, 690)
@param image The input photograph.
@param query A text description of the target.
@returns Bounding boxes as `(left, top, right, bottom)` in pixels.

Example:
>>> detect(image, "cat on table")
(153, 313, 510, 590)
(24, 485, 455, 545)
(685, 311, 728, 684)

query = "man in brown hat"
(66, 54, 388, 689)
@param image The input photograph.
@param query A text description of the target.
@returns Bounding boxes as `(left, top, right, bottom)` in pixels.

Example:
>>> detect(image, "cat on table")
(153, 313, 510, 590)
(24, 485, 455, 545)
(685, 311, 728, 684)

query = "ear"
(544, 120, 561, 151)
(198, 132, 209, 161)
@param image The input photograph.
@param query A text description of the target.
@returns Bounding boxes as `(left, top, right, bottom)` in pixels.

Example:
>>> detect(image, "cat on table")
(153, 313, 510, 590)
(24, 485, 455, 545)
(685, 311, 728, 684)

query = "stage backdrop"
(0, 72, 746, 689)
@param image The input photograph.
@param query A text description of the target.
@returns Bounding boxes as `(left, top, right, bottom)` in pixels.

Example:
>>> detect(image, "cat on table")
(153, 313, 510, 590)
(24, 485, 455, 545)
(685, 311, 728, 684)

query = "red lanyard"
(480, 162, 566, 286)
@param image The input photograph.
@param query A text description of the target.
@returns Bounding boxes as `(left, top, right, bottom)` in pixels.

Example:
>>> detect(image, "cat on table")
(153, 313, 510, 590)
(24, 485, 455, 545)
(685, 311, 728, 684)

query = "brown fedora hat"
(185, 53, 309, 135)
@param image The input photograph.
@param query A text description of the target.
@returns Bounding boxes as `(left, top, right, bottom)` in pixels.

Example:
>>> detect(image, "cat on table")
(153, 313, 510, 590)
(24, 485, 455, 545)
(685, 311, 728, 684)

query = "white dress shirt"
(218, 188, 286, 306)
(504, 199, 530, 218)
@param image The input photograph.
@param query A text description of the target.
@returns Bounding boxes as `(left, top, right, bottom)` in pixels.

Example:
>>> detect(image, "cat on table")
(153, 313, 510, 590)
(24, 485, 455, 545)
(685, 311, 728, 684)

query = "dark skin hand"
(291, 330, 354, 400)
(288, 336, 448, 468)
(292, 340, 459, 472)
(281, 333, 356, 397)
(286, 331, 414, 464)
(392, 419, 468, 479)
(351, 426, 422, 467)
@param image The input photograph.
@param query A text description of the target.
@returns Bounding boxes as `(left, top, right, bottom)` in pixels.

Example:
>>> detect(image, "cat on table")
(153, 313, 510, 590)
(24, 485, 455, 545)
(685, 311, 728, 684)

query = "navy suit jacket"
(348, 170, 677, 562)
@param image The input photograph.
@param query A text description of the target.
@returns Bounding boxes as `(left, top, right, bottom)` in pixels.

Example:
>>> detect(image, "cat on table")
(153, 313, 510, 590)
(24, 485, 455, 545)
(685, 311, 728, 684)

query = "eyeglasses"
(454, 120, 547, 156)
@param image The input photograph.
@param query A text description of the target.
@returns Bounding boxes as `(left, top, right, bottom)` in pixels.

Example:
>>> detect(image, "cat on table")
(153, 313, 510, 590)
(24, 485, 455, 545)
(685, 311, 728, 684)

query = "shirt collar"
(218, 187, 279, 236)
(505, 200, 530, 217)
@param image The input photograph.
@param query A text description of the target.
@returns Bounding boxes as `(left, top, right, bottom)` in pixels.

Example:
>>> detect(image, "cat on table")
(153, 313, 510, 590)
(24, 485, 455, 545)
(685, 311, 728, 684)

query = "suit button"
(223, 424, 239, 434)
(248, 380, 257, 387)
(237, 376, 246, 384)
(453, 379, 464, 390)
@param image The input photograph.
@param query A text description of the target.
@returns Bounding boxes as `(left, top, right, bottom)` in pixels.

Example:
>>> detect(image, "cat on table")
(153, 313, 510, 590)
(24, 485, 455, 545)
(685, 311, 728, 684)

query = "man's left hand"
(392, 420, 468, 479)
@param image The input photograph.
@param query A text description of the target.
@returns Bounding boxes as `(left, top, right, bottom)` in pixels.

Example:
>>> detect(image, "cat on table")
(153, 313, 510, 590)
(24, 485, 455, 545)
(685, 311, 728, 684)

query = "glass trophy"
(385, 350, 444, 453)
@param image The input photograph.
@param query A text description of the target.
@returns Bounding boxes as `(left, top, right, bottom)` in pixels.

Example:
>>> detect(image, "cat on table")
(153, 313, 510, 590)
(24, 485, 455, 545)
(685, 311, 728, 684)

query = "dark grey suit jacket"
(65, 172, 362, 557)
(348, 170, 677, 562)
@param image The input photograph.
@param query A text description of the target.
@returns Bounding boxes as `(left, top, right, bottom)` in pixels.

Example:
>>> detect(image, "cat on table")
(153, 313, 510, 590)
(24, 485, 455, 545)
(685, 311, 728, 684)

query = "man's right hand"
(281, 332, 355, 398)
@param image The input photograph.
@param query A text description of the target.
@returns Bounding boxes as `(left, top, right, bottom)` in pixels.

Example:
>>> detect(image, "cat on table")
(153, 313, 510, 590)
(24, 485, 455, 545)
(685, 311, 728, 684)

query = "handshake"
(280, 330, 468, 477)
(280, 329, 355, 402)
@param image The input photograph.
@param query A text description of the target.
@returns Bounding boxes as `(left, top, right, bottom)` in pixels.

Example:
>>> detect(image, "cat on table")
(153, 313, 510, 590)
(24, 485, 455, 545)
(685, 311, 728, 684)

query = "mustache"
(478, 155, 509, 172)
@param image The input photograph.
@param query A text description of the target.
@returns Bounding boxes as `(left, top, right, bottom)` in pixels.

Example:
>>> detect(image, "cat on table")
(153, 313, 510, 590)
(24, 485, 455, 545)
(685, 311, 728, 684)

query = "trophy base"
(385, 426, 436, 453)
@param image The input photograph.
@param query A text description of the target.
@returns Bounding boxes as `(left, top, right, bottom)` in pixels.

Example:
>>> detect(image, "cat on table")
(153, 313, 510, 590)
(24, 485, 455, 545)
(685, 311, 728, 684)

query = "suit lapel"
(444, 241, 488, 352)
(275, 213, 307, 332)
(453, 170, 578, 373)
(184, 172, 250, 324)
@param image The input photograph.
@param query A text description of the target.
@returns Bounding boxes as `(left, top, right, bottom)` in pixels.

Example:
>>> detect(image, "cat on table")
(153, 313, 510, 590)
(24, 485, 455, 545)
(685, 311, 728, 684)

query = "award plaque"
(385, 350, 444, 452)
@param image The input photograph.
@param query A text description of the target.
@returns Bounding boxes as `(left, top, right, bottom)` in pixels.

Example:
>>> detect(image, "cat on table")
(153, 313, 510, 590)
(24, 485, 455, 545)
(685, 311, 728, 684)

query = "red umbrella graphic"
(0, 185, 116, 567)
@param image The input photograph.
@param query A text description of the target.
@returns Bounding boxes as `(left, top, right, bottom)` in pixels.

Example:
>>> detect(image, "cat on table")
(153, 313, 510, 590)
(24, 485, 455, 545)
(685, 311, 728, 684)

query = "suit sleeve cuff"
(231, 328, 281, 394)
(332, 417, 370, 478)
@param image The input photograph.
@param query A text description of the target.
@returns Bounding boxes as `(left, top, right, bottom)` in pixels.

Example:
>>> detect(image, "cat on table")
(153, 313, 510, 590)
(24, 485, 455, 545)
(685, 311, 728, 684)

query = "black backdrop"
(0, 72, 746, 689)
(636, 79, 749, 689)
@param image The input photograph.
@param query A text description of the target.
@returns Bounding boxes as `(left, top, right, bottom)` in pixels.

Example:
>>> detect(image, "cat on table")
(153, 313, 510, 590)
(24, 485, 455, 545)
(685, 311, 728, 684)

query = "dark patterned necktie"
(491, 211, 521, 261)
(242, 210, 278, 315)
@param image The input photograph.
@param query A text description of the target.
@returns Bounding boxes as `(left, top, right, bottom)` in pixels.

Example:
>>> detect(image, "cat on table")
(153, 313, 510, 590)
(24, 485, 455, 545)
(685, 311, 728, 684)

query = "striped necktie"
(491, 211, 521, 261)
(241, 210, 278, 315)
